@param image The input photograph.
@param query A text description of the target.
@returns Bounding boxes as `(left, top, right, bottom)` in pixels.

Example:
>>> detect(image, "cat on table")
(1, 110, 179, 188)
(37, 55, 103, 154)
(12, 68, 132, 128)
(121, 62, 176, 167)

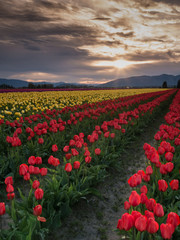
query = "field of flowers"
(0, 88, 179, 240)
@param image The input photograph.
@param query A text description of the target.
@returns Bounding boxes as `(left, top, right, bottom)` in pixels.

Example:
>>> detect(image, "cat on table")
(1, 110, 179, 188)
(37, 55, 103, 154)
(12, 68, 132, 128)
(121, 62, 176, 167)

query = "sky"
(0, 0, 180, 84)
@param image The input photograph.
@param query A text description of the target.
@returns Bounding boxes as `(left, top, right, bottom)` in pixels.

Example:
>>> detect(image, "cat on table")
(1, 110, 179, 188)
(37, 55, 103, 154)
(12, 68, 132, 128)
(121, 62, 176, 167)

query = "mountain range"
(0, 74, 179, 88)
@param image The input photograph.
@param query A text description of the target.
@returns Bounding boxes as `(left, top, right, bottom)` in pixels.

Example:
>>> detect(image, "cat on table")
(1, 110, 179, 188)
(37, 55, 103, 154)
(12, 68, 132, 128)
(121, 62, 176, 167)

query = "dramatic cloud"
(0, 0, 179, 84)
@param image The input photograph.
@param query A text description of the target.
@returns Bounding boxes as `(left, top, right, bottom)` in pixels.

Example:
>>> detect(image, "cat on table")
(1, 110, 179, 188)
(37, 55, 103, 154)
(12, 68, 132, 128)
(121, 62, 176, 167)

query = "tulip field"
(0, 88, 180, 240)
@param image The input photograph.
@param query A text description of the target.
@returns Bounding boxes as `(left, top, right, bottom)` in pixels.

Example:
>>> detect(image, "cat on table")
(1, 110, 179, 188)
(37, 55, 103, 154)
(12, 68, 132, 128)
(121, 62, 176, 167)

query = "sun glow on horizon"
(92, 59, 155, 69)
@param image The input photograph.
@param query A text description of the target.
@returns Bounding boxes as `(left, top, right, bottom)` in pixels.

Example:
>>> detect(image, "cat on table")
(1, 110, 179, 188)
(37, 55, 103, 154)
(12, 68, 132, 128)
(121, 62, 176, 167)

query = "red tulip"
(145, 210, 154, 220)
(40, 168, 47, 176)
(154, 203, 164, 217)
(129, 191, 141, 207)
(140, 193, 148, 204)
(117, 219, 123, 230)
(65, 163, 72, 172)
(32, 180, 40, 189)
(52, 144, 58, 152)
(29, 165, 35, 174)
(158, 179, 168, 192)
(128, 174, 142, 187)
(63, 145, 69, 152)
(6, 184, 14, 193)
(124, 201, 131, 210)
(146, 166, 153, 175)
(0, 202, 6, 215)
(19, 164, 28, 176)
(146, 198, 156, 211)
(28, 156, 36, 165)
(34, 188, 44, 200)
(24, 172, 30, 181)
(140, 185, 148, 194)
(121, 213, 134, 231)
(95, 148, 101, 155)
(165, 162, 174, 173)
(65, 153, 72, 160)
(147, 217, 159, 234)
(85, 156, 92, 163)
(169, 179, 179, 191)
(135, 215, 147, 232)
(34, 167, 40, 174)
(160, 223, 174, 239)
(71, 148, 79, 156)
(38, 138, 44, 144)
(166, 212, 180, 231)
(5, 176, 13, 185)
(7, 193, 15, 200)
(73, 161, 80, 169)
(165, 152, 173, 162)
(33, 205, 42, 216)
(36, 157, 42, 165)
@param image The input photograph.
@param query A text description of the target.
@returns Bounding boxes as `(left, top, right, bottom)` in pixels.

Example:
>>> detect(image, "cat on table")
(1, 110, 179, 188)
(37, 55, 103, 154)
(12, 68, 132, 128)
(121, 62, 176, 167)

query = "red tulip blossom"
(65, 163, 72, 172)
(34, 188, 44, 200)
(71, 148, 79, 156)
(158, 179, 168, 192)
(19, 164, 29, 176)
(29, 165, 35, 174)
(85, 156, 92, 163)
(52, 144, 58, 152)
(5, 176, 13, 185)
(0, 202, 6, 215)
(166, 212, 180, 231)
(124, 201, 131, 210)
(36, 157, 42, 165)
(38, 138, 44, 144)
(145, 210, 155, 220)
(146, 166, 153, 175)
(121, 213, 134, 231)
(95, 148, 101, 155)
(24, 172, 30, 181)
(33, 205, 42, 216)
(73, 161, 80, 169)
(146, 198, 156, 211)
(40, 168, 47, 176)
(165, 162, 174, 173)
(63, 146, 69, 152)
(147, 217, 159, 234)
(169, 179, 179, 191)
(154, 203, 164, 217)
(140, 185, 148, 194)
(128, 173, 142, 187)
(140, 193, 148, 204)
(65, 153, 72, 160)
(135, 215, 147, 232)
(165, 152, 173, 162)
(129, 191, 141, 207)
(6, 184, 14, 193)
(32, 180, 40, 189)
(7, 193, 15, 200)
(160, 223, 174, 239)
(28, 156, 36, 165)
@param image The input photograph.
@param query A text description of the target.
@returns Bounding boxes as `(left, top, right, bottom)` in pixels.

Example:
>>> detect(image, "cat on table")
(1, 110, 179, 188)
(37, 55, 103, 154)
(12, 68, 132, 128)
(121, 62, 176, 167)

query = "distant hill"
(99, 74, 180, 88)
(0, 79, 86, 88)
(0, 74, 180, 88)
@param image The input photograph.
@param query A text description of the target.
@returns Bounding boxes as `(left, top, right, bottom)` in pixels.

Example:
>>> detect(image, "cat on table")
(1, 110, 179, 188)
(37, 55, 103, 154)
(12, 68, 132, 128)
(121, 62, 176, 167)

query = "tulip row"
(0, 89, 177, 239)
(117, 90, 180, 239)
(0, 88, 164, 121)
(0, 89, 171, 179)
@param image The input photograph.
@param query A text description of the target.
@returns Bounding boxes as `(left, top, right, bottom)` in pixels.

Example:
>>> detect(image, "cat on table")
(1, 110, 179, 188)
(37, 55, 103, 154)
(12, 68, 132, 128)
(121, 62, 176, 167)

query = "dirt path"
(48, 111, 167, 240)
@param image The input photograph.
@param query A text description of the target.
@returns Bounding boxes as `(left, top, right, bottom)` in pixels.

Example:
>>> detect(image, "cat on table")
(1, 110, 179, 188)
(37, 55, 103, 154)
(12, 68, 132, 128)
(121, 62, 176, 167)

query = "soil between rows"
(48, 107, 168, 240)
